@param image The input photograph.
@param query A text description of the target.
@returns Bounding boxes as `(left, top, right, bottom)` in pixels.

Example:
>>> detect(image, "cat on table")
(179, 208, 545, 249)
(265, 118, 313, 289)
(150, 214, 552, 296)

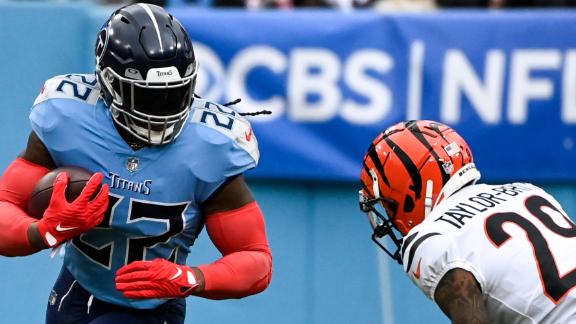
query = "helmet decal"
(365, 143, 390, 193)
(444, 142, 461, 156)
(382, 134, 422, 200)
(404, 120, 451, 185)
(137, 3, 165, 52)
(95, 28, 108, 63)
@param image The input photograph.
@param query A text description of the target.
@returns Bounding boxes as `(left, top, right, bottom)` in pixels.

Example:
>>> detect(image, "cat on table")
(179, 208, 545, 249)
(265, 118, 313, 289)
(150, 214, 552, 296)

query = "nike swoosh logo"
(413, 258, 422, 279)
(56, 224, 78, 232)
(245, 128, 253, 141)
(169, 268, 183, 281)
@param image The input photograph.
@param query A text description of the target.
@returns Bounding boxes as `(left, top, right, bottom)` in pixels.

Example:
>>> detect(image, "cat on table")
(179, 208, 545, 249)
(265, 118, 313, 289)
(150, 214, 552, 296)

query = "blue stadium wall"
(0, 4, 575, 324)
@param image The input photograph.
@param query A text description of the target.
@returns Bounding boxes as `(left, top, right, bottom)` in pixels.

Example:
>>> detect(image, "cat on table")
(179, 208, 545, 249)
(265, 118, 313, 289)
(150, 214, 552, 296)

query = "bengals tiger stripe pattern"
(360, 120, 475, 235)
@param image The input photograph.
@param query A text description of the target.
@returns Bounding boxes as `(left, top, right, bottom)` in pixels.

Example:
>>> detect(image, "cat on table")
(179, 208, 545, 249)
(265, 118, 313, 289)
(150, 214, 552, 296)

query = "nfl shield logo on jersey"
(126, 157, 140, 173)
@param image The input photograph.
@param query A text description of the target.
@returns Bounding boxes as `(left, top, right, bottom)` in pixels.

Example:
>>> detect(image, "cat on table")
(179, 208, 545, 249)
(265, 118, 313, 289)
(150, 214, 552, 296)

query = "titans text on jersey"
(109, 172, 152, 195)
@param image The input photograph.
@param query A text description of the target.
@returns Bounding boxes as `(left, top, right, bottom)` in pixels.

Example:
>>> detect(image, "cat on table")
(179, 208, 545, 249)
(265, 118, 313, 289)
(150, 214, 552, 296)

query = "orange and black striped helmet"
(359, 120, 480, 261)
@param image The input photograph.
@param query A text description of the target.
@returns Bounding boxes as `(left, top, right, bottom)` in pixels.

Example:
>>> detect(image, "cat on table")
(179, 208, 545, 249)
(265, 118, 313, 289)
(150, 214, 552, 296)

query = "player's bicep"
(434, 268, 488, 324)
(204, 201, 269, 256)
(1, 132, 53, 207)
(19, 131, 56, 169)
(201, 174, 254, 215)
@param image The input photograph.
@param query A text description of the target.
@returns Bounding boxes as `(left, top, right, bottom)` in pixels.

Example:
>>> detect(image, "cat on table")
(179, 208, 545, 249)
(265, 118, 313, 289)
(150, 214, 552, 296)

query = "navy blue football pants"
(46, 266, 186, 324)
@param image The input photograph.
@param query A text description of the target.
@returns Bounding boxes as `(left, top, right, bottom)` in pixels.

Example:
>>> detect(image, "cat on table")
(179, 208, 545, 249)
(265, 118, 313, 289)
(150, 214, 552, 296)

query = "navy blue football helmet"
(95, 3, 197, 145)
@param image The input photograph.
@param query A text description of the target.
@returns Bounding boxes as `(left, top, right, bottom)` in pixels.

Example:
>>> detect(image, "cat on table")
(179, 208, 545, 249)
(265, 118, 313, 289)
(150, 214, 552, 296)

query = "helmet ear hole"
(403, 195, 415, 212)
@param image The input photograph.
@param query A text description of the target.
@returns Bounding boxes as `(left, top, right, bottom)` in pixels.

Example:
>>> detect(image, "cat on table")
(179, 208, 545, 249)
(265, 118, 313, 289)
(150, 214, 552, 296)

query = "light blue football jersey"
(30, 74, 259, 309)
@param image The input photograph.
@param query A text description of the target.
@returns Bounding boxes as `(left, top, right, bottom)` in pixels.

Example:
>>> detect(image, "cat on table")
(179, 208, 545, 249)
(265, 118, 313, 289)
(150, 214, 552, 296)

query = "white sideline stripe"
(377, 248, 395, 324)
(58, 280, 78, 312)
(138, 3, 163, 52)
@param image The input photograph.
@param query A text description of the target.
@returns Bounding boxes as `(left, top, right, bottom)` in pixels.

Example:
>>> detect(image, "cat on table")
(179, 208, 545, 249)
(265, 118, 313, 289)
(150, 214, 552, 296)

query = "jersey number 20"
(485, 195, 576, 303)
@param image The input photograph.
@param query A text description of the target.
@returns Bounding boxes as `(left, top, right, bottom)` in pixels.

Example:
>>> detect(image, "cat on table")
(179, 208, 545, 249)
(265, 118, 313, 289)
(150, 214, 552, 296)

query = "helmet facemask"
(359, 170, 403, 264)
(98, 62, 197, 145)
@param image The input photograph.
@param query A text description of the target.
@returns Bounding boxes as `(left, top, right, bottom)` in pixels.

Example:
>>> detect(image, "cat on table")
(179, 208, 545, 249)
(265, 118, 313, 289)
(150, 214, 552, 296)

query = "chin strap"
(434, 163, 481, 209)
(130, 121, 175, 143)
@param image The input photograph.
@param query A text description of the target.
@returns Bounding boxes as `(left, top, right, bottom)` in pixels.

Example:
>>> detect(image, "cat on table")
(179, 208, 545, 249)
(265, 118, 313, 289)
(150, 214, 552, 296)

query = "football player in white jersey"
(359, 120, 576, 324)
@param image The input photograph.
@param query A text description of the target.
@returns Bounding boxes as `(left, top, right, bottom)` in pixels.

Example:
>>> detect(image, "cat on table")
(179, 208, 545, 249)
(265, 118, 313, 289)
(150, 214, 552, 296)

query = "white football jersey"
(401, 183, 576, 323)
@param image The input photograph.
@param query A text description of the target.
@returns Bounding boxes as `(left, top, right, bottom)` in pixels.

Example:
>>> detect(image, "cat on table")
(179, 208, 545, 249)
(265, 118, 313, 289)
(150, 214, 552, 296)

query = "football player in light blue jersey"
(0, 4, 272, 324)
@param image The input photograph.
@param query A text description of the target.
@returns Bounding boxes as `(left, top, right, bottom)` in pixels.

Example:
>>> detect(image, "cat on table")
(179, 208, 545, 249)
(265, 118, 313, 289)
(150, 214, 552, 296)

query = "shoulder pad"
(402, 229, 483, 300)
(401, 231, 443, 274)
(190, 99, 259, 163)
(402, 230, 452, 299)
(33, 74, 100, 106)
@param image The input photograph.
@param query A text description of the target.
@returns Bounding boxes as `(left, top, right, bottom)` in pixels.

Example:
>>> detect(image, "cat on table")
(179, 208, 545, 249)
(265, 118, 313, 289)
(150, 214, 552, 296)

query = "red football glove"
(115, 258, 200, 299)
(36, 172, 109, 247)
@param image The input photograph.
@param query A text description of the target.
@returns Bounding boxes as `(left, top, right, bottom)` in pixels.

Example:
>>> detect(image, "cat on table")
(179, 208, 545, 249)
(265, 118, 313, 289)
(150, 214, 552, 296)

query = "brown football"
(27, 166, 95, 219)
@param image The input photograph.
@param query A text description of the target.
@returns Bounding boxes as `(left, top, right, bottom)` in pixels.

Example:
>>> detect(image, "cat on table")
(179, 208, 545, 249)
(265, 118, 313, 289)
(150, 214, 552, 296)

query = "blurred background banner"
(1, 7, 574, 181)
(172, 10, 576, 182)
(0, 4, 575, 324)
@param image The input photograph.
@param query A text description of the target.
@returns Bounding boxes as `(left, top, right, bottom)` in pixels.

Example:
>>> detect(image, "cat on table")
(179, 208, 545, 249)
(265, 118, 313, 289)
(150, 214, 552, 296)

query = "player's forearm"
(0, 157, 51, 256)
(27, 222, 48, 251)
(0, 201, 41, 256)
(442, 285, 489, 324)
(450, 305, 489, 324)
(448, 293, 489, 324)
(197, 201, 273, 299)
(196, 249, 272, 299)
